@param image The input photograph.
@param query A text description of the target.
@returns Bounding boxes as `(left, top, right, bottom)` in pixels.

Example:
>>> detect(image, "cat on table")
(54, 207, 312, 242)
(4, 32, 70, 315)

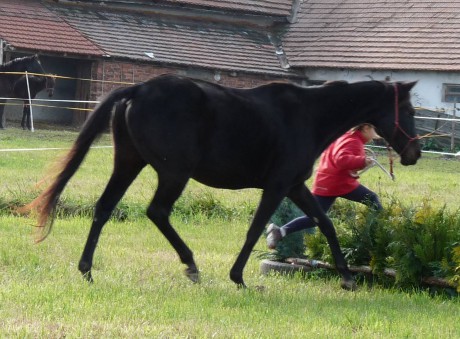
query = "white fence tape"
(367, 145, 459, 157)
(0, 97, 100, 104)
(0, 146, 112, 152)
(414, 116, 460, 122)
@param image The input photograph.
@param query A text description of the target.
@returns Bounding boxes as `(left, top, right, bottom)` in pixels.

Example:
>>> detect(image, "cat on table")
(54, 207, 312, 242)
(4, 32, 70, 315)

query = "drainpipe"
(0, 39, 3, 65)
(268, 34, 290, 69)
(288, 0, 301, 23)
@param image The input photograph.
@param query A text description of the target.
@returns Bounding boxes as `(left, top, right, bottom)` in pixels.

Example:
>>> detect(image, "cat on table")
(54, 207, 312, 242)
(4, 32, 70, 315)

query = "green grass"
(0, 127, 459, 337)
(1, 216, 459, 337)
(354, 149, 459, 211)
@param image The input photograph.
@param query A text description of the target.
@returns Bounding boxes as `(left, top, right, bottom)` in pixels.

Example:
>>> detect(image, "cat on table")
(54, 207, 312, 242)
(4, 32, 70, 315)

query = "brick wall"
(89, 59, 286, 102)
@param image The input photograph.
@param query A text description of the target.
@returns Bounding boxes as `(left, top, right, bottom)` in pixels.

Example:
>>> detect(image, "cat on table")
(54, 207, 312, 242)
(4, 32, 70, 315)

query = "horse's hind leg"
(146, 175, 198, 282)
(288, 184, 356, 290)
(78, 102, 146, 282)
(78, 161, 144, 281)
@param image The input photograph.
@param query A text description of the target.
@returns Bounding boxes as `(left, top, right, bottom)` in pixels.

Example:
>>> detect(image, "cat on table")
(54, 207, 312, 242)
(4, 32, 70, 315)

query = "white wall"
(302, 68, 460, 116)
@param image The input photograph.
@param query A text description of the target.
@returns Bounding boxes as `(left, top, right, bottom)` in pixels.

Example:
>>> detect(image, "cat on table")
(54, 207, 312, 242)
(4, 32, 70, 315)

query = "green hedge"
(271, 198, 460, 292)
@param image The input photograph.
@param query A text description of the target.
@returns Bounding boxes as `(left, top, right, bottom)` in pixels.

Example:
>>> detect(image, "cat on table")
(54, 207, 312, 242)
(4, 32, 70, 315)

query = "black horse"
(0, 55, 50, 129)
(25, 75, 421, 290)
(13, 74, 56, 130)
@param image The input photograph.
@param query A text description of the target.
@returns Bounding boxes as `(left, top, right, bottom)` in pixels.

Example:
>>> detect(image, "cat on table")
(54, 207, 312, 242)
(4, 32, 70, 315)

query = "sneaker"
(266, 223, 282, 250)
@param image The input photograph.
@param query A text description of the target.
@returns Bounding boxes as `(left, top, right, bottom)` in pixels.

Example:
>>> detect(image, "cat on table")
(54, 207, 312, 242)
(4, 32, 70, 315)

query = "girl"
(267, 123, 382, 249)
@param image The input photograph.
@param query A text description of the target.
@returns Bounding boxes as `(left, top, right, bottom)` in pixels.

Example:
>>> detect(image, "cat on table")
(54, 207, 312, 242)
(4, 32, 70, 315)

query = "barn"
(0, 0, 304, 126)
(0, 0, 459, 148)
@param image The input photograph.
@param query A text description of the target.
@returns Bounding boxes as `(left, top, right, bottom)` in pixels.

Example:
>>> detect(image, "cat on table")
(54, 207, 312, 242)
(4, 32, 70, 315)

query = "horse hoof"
(81, 271, 94, 283)
(254, 285, 265, 292)
(236, 282, 247, 289)
(340, 279, 357, 291)
(184, 267, 200, 283)
(83, 272, 94, 284)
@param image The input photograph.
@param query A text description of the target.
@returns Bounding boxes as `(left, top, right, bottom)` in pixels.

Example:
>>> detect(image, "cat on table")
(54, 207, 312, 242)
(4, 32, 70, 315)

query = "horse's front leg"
(21, 103, 28, 130)
(230, 188, 285, 288)
(288, 184, 356, 290)
(0, 101, 6, 129)
(26, 105, 32, 131)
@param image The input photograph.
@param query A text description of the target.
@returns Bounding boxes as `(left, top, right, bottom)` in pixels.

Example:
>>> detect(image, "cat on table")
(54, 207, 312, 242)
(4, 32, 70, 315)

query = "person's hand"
(349, 170, 359, 178)
(365, 156, 375, 167)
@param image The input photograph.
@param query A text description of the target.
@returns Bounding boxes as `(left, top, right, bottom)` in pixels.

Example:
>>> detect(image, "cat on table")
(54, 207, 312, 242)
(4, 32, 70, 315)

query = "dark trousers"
(283, 184, 382, 236)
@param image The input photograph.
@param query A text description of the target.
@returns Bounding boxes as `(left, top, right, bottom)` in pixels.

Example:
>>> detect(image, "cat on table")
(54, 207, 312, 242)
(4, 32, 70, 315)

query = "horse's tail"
(21, 84, 140, 242)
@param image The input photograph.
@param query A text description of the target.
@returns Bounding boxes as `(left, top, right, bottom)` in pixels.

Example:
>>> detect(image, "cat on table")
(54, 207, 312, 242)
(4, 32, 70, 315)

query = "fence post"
(452, 104, 457, 152)
(25, 71, 34, 132)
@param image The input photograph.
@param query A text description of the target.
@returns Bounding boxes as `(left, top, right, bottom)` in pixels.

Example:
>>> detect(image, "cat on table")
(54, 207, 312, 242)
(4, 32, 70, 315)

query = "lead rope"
(387, 84, 398, 180)
(387, 144, 394, 179)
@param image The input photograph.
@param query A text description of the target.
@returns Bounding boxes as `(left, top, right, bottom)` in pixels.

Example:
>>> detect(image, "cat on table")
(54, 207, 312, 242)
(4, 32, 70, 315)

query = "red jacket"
(312, 130, 367, 196)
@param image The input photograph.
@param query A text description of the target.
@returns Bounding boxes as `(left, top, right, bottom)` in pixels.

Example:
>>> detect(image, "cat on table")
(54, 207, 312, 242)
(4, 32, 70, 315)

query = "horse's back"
(122, 75, 306, 188)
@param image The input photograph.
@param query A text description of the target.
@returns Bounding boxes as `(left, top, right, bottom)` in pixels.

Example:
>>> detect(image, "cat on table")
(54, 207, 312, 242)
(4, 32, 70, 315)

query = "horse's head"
(372, 82, 421, 166)
(46, 75, 56, 97)
(29, 54, 44, 72)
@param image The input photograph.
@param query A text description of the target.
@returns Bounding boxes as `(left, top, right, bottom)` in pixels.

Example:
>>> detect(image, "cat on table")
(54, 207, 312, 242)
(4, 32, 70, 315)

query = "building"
(0, 0, 459, 139)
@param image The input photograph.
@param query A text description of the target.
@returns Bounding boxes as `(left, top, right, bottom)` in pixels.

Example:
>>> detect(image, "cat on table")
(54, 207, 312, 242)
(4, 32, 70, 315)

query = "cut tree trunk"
(260, 258, 454, 289)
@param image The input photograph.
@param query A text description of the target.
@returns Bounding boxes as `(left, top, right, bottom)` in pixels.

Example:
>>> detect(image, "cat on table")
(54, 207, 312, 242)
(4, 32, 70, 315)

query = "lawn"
(0, 127, 459, 337)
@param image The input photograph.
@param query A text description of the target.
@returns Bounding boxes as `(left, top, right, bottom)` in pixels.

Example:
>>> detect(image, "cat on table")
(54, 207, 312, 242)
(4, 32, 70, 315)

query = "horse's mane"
(0, 55, 36, 71)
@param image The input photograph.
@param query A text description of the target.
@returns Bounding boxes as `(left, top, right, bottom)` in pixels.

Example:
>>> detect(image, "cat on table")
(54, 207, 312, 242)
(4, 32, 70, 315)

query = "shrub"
(301, 199, 460, 290)
(172, 191, 254, 221)
(262, 198, 312, 261)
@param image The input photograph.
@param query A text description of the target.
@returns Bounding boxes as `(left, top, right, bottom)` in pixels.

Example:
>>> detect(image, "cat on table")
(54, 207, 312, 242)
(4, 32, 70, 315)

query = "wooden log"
(285, 258, 454, 289)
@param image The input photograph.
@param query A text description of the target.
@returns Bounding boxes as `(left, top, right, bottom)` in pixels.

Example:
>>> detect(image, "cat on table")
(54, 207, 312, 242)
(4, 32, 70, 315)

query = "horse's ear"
(399, 81, 418, 92)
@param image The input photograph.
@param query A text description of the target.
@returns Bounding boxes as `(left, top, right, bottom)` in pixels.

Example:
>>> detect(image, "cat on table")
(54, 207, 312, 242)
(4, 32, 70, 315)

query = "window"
(442, 84, 460, 103)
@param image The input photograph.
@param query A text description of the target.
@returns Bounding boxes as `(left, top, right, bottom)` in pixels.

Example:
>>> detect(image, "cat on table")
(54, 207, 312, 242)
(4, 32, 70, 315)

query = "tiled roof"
(0, 0, 104, 56)
(283, 1, 460, 71)
(160, 0, 294, 17)
(6, 0, 459, 75)
(47, 3, 291, 75)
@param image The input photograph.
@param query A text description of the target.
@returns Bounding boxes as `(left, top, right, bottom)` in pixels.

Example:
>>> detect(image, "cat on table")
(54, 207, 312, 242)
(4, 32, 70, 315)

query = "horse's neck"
(312, 86, 383, 155)
(29, 76, 47, 86)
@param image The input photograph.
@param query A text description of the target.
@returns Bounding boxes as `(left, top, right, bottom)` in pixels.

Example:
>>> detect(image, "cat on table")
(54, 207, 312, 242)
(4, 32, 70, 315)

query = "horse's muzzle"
(400, 147, 421, 166)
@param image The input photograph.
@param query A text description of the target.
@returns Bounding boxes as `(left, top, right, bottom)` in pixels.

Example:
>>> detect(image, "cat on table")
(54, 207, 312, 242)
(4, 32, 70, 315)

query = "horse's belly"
(192, 167, 265, 190)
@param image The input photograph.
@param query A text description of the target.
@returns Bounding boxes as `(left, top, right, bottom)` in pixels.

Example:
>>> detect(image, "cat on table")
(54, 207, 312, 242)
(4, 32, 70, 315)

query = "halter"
(45, 75, 56, 93)
(391, 83, 419, 153)
(386, 83, 420, 178)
